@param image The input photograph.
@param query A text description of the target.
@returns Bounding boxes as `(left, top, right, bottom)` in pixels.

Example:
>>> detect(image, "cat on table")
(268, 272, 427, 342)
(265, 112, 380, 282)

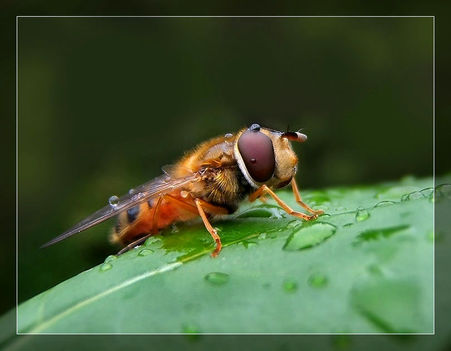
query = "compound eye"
(238, 130, 275, 182)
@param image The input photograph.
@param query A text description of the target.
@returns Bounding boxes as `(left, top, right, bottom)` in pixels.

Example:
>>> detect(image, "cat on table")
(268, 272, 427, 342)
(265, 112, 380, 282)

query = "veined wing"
(41, 173, 199, 248)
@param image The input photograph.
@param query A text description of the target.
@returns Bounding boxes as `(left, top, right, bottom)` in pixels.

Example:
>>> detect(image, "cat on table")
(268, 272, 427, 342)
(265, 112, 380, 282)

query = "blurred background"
(16, 17, 434, 309)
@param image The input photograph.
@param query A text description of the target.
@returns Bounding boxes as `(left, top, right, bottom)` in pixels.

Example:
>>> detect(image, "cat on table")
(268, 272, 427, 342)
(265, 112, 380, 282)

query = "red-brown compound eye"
(238, 129, 275, 183)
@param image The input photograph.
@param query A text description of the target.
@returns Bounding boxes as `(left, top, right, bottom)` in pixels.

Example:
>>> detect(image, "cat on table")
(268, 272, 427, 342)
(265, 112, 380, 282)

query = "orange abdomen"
(110, 192, 198, 245)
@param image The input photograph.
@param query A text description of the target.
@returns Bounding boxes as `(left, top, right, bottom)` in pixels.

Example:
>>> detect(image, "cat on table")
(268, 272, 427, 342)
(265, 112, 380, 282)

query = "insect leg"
(249, 185, 318, 221)
(150, 196, 164, 234)
(291, 179, 324, 215)
(117, 233, 153, 255)
(194, 199, 223, 257)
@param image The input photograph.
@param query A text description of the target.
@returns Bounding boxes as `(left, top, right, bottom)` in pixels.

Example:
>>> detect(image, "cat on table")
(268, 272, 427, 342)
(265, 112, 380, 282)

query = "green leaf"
(7, 176, 442, 336)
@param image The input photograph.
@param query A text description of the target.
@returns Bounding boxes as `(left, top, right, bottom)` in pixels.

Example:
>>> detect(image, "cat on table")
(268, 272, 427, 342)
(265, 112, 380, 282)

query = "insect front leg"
(249, 185, 319, 221)
(194, 198, 228, 257)
(291, 179, 324, 216)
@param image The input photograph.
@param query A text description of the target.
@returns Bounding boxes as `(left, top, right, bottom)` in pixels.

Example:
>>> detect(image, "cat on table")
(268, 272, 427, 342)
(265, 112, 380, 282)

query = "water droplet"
(145, 236, 161, 246)
(224, 133, 233, 140)
(284, 223, 337, 251)
(138, 248, 153, 256)
(420, 187, 434, 198)
(236, 206, 283, 219)
(308, 273, 328, 288)
(355, 208, 370, 222)
(374, 200, 396, 208)
(99, 263, 112, 271)
(376, 186, 420, 201)
(128, 188, 136, 195)
(401, 191, 424, 202)
(283, 279, 298, 293)
(108, 195, 119, 207)
(204, 272, 229, 285)
(258, 232, 267, 240)
(353, 225, 410, 246)
(180, 190, 189, 198)
(104, 255, 117, 263)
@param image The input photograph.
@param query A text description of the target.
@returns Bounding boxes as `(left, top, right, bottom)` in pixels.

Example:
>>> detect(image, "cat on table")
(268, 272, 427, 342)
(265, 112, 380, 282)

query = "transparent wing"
(41, 173, 199, 248)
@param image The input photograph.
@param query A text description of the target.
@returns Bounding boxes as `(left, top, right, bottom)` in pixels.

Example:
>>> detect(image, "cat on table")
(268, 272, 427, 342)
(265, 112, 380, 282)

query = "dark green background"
(16, 17, 434, 307)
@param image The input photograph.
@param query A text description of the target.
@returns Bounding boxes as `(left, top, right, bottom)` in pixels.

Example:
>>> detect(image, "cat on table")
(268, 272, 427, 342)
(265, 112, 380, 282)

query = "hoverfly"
(42, 123, 323, 257)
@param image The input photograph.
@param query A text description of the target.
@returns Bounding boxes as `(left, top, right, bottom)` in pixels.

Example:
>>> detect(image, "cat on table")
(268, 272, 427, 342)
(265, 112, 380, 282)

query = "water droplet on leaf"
(138, 249, 153, 256)
(284, 223, 337, 251)
(283, 279, 298, 293)
(374, 200, 396, 208)
(204, 272, 229, 285)
(355, 208, 370, 222)
(99, 263, 112, 272)
(308, 273, 328, 288)
(104, 255, 117, 263)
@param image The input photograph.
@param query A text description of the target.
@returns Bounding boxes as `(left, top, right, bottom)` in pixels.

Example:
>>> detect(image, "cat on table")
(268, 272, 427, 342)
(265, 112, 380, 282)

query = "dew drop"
(104, 255, 117, 264)
(138, 248, 154, 256)
(145, 236, 161, 246)
(180, 190, 189, 198)
(108, 195, 119, 207)
(258, 232, 267, 240)
(283, 279, 298, 293)
(308, 273, 328, 288)
(128, 188, 136, 195)
(99, 263, 112, 272)
(236, 206, 283, 219)
(374, 200, 396, 208)
(204, 272, 229, 285)
(284, 223, 337, 251)
(401, 191, 424, 202)
(224, 133, 233, 140)
(355, 208, 370, 222)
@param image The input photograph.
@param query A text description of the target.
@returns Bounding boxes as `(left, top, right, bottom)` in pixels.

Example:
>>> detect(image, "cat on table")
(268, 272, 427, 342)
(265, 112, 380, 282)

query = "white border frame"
(15, 15, 436, 336)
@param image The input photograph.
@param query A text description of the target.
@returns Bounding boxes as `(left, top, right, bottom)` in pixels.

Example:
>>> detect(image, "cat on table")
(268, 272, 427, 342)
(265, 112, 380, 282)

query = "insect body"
(43, 124, 323, 257)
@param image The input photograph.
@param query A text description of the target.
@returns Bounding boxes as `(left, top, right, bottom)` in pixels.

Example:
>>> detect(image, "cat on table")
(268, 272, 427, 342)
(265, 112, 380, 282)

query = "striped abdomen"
(110, 193, 198, 245)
